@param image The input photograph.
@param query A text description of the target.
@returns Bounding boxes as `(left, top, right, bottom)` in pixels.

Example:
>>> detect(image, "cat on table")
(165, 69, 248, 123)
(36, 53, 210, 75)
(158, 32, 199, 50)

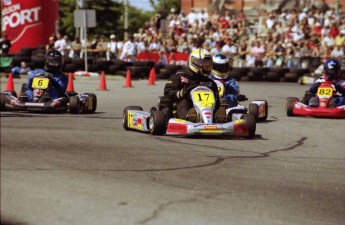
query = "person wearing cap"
(120, 34, 137, 62)
(107, 34, 118, 61)
(0, 34, 11, 55)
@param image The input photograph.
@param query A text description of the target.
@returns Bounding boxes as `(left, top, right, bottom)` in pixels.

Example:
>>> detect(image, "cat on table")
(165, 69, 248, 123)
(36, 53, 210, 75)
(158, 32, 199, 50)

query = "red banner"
(168, 53, 188, 65)
(136, 51, 189, 65)
(1, 0, 59, 53)
(136, 52, 160, 63)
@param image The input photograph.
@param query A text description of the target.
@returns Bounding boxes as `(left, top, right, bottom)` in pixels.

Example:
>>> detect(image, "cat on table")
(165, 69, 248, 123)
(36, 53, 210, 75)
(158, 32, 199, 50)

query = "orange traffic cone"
(148, 68, 156, 85)
(98, 71, 108, 90)
(66, 73, 75, 92)
(5, 73, 15, 92)
(123, 69, 133, 88)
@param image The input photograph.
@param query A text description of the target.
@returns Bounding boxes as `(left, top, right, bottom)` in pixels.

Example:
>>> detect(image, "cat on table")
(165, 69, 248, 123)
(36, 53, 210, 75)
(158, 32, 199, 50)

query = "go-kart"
(0, 73, 97, 114)
(285, 82, 345, 118)
(213, 80, 268, 122)
(123, 85, 257, 138)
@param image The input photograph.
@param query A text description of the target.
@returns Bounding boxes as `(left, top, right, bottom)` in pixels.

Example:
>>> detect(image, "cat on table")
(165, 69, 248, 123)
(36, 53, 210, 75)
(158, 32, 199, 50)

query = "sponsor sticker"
(234, 124, 248, 135)
(235, 119, 244, 124)
(167, 123, 187, 134)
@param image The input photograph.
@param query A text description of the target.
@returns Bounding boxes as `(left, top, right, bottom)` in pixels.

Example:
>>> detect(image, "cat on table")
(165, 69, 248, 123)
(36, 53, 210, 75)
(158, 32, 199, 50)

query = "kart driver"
(209, 54, 240, 107)
(24, 50, 68, 107)
(301, 59, 345, 107)
(164, 48, 222, 122)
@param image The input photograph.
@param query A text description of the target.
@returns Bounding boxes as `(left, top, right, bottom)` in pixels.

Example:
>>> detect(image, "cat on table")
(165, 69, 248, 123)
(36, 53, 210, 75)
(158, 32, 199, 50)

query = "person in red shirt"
(329, 23, 339, 39)
(312, 22, 322, 37)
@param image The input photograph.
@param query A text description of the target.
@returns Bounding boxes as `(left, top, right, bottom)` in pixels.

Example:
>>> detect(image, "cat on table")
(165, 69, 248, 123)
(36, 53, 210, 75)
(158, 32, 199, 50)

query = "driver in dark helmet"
(24, 50, 68, 105)
(302, 59, 345, 107)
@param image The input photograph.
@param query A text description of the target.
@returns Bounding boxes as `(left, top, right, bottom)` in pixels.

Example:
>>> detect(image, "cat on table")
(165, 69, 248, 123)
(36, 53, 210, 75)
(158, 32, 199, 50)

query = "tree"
(59, 0, 155, 40)
(148, 0, 180, 17)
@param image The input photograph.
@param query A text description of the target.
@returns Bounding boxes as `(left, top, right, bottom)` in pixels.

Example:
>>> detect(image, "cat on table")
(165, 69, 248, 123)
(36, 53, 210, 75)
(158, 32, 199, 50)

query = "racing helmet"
(188, 48, 213, 77)
(324, 59, 341, 81)
(45, 49, 63, 73)
(212, 54, 230, 78)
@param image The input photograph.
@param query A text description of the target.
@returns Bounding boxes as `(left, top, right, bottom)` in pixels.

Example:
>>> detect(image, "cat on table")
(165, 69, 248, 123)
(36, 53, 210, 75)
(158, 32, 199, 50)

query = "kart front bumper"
(293, 102, 345, 118)
(166, 118, 251, 137)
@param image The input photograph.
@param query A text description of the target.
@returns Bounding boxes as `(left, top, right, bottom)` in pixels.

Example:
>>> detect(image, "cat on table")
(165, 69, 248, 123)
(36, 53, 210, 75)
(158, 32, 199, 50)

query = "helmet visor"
(191, 56, 212, 72)
(47, 55, 62, 67)
(213, 62, 229, 74)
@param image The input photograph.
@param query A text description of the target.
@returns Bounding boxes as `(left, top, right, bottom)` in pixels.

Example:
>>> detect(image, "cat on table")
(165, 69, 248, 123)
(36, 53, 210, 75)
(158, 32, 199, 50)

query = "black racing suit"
(164, 68, 220, 119)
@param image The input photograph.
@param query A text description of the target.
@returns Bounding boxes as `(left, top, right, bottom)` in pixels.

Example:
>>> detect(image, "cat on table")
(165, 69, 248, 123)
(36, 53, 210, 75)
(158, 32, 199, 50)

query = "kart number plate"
(317, 87, 333, 97)
(214, 80, 225, 97)
(32, 77, 49, 89)
(192, 90, 215, 107)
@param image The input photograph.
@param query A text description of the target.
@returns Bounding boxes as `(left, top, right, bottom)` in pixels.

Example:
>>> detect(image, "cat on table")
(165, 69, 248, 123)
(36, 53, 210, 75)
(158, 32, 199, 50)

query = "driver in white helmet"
(209, 53, 240, 107)
(164, 48, 220, 122)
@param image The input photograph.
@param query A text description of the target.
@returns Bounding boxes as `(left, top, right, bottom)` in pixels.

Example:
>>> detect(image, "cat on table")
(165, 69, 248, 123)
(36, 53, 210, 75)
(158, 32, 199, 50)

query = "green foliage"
(59, 0, 122, 39)
(148, 0, 180, 16)
(58, 0, 178, 40)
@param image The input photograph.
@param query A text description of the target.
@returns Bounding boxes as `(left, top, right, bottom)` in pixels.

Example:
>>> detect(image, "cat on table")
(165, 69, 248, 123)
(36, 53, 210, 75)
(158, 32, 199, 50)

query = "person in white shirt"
(54, 34, 67, 56)
(107, 34, 118, 60)
(120, 35, 137, 62)
(187, 8, 197, 25)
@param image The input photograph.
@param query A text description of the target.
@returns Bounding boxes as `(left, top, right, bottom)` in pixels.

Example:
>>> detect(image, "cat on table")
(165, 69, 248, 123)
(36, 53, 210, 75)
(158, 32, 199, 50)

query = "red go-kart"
(285, 82, 345, 118)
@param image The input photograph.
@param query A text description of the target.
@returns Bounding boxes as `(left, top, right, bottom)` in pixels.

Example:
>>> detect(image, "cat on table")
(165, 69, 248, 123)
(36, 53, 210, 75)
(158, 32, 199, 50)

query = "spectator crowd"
(46, 4, 345, 70)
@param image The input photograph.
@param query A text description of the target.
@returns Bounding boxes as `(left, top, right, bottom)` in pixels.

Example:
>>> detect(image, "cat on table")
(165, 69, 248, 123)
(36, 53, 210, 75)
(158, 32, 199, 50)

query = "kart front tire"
(88, 93, 97, 113)
(149, 111, 166, 135)
(1, 93, 7, 111)
(69, 96, 80, 114)
(243, 113, 256, 139)
(248, 103, 259, 121)
(286, 97, 299, 117)
(122, 106, 143, 130)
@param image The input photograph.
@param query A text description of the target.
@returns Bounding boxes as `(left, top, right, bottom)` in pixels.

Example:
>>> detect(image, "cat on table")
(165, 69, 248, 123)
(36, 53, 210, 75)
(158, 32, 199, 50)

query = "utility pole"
(124, 0, 128, 40)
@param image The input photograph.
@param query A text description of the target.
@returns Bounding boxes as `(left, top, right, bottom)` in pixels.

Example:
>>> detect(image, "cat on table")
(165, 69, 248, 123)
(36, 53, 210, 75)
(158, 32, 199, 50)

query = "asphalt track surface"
(1, 76, 344, 225)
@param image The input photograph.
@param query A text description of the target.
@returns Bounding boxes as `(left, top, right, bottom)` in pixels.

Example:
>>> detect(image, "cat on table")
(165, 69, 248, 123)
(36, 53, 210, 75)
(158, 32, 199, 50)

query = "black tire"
(133, 61, 155, 69)
(157, 68, 174, 80)
(127, 66, 150, 79)
(149, 111, 166, 135)
(265, 72, 280, 82)
(228, 71, 242, 80)
(240, 76, 251, 81)
(122, 106, 143, 130)
(63, 63, 78, 73)
(69, 96, 80, 114)
(88, 93, 97, 113)
(248, 103, 259, 121)
(1, 93, 7, 111)
(242, 113, 256, 139)
(286, 97, 299, 116)
(284, 72, 299, 82)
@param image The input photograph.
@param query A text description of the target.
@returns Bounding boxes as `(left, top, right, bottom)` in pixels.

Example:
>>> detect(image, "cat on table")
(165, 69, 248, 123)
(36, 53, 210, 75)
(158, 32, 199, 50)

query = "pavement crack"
(136, 197, 198, 224)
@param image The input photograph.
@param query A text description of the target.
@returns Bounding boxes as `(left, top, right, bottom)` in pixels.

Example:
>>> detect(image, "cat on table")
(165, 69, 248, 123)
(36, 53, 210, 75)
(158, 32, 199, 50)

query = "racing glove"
(176, 84, 199, 99)
(334, 83, 345, 95)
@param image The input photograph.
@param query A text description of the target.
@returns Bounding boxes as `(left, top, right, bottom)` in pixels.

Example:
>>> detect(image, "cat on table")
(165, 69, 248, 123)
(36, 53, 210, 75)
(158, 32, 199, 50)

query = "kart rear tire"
(286, 97, 299, 117)
(1, 93, 7, 111)
(248, 103, 259, 121)
(242, 113, 256, 139)
(122, 106, 143, 130)
(88, 93, 97, 113)
(69, 96, 80, 114)
(149, 111, 166, 135)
